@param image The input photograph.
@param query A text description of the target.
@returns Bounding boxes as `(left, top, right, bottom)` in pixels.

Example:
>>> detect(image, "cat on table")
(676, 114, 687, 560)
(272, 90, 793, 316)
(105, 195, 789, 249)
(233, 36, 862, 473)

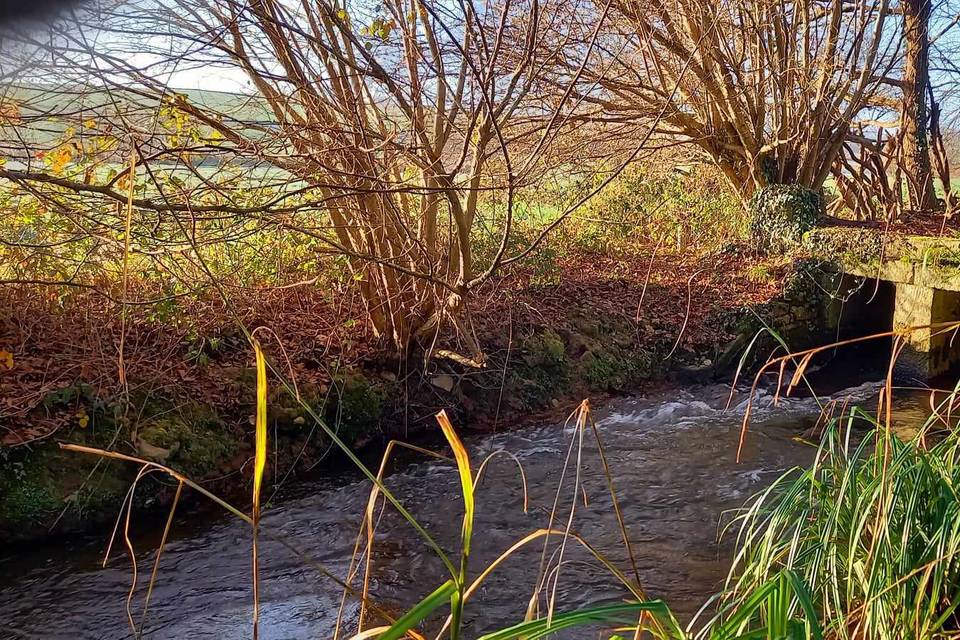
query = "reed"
(708, 322, 960, 639)
(716, 407, 960, 639)
(251, 338, 268, 639)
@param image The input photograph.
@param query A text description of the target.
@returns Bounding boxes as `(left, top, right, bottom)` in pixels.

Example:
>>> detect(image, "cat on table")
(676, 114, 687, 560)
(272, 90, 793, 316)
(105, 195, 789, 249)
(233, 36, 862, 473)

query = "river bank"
(0, 245, 834, 543)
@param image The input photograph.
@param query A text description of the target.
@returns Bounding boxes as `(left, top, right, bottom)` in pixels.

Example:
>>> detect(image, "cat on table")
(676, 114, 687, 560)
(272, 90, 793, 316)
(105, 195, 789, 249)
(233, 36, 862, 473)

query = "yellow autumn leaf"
(48, 145, 73, 173)
(0, 350, 13, 369)
(83, 118, 96, 129)
(115, 171, 131, 191)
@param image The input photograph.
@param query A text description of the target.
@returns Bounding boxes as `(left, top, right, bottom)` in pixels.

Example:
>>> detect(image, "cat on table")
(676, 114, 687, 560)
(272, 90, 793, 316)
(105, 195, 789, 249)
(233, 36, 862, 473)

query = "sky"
(2, 0, 958, 122)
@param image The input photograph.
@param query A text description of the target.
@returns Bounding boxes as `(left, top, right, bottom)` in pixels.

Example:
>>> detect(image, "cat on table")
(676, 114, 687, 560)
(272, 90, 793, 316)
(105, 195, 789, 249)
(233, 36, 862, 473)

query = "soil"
(823, 213, 960, 237)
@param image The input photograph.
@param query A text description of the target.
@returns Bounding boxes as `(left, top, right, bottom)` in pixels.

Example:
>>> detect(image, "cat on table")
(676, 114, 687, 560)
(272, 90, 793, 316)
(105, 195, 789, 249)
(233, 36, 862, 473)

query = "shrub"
(542, 161, 745, 257)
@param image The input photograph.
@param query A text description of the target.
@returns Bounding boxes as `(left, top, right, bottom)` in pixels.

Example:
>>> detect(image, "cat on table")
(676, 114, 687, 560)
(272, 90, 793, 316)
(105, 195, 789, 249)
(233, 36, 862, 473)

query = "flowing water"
(0, 378, 914, 640)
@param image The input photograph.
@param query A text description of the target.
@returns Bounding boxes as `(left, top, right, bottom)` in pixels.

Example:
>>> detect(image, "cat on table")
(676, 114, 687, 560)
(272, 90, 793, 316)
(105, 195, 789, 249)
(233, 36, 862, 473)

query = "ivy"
(749, 184, 822, 254)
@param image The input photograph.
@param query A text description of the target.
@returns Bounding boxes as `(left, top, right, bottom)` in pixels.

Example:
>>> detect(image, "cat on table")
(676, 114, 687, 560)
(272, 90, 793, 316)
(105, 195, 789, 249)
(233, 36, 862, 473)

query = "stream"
(0, 377, 916, 639)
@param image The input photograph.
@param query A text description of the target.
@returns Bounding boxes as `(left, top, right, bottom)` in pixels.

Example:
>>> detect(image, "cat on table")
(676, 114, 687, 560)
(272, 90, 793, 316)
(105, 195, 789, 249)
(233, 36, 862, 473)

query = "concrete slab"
(810, 225, 960, 379)
(892, 284, 960, 379)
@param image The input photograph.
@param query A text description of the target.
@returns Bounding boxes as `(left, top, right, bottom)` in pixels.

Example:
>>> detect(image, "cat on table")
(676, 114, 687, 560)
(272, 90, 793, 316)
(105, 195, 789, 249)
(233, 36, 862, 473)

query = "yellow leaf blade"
(436, 410, 473, 556)
(252, 338, 268, 638)
(252, 340, 268, 511)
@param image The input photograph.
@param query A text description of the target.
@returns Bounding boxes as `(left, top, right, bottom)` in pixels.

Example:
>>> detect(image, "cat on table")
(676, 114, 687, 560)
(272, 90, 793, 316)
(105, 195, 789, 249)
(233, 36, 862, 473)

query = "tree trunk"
(902, 0, 938, 213)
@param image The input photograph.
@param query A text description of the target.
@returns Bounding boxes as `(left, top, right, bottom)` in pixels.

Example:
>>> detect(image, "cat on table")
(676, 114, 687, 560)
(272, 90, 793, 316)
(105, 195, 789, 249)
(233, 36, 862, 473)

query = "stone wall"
(716, 261, 896, 375)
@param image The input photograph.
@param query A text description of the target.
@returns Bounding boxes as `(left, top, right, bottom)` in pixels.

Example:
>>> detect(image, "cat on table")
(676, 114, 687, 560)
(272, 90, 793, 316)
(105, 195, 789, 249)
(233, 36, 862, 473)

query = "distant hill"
(0, 83, 276, 170)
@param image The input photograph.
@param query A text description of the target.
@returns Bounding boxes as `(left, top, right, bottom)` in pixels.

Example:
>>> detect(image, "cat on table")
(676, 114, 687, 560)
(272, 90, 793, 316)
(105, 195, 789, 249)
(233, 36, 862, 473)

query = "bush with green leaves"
(749, 185, 822, 253)
(494, 162, 746, 258)
(569, 164, 745, 254)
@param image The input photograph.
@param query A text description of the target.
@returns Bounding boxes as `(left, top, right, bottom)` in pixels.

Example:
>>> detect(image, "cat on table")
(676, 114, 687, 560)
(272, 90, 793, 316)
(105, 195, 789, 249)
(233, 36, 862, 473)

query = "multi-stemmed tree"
(577, 0, 901, 206)
(0, 0, 618, 354)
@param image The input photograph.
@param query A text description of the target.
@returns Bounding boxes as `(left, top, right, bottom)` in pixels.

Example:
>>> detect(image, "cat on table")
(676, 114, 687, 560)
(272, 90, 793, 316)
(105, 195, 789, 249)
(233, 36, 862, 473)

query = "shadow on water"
(0, 363, 939, 639)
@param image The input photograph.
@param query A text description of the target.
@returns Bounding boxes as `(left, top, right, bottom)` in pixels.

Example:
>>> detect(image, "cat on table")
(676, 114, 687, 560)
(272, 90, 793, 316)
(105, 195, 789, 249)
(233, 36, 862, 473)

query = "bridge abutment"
(892, 284, 960, 380)
(806, 228, 960, 381)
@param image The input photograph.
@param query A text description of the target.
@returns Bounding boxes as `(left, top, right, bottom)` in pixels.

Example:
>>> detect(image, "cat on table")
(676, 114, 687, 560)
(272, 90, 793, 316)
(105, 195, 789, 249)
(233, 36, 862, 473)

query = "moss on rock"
(579, 348, 654, 391)
(327, 373, 386, 443)
(0, 443, 131, 539)
(139, 409, 238, 477)
(0, 464, 59, 527)
(509, 329, 573, 409)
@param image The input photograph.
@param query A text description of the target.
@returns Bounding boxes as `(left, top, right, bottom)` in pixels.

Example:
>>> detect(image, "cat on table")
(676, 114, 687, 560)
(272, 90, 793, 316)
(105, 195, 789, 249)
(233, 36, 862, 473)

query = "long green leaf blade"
(477, 602, 681, 640)
(374, 580, 457, 640)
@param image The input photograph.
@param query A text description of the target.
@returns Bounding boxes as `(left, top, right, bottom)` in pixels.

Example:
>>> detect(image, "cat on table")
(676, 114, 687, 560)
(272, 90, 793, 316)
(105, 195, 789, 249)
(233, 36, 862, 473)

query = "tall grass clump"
(719, 409, 960, 639)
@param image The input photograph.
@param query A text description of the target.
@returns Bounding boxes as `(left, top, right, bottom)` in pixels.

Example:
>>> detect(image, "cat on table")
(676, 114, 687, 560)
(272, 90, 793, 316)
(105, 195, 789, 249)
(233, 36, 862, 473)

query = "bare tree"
(0, 0, 618, 355)
(820, 0, 958, 220)
(929, 0, 960, 212)
(577, 0, 900, 206)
